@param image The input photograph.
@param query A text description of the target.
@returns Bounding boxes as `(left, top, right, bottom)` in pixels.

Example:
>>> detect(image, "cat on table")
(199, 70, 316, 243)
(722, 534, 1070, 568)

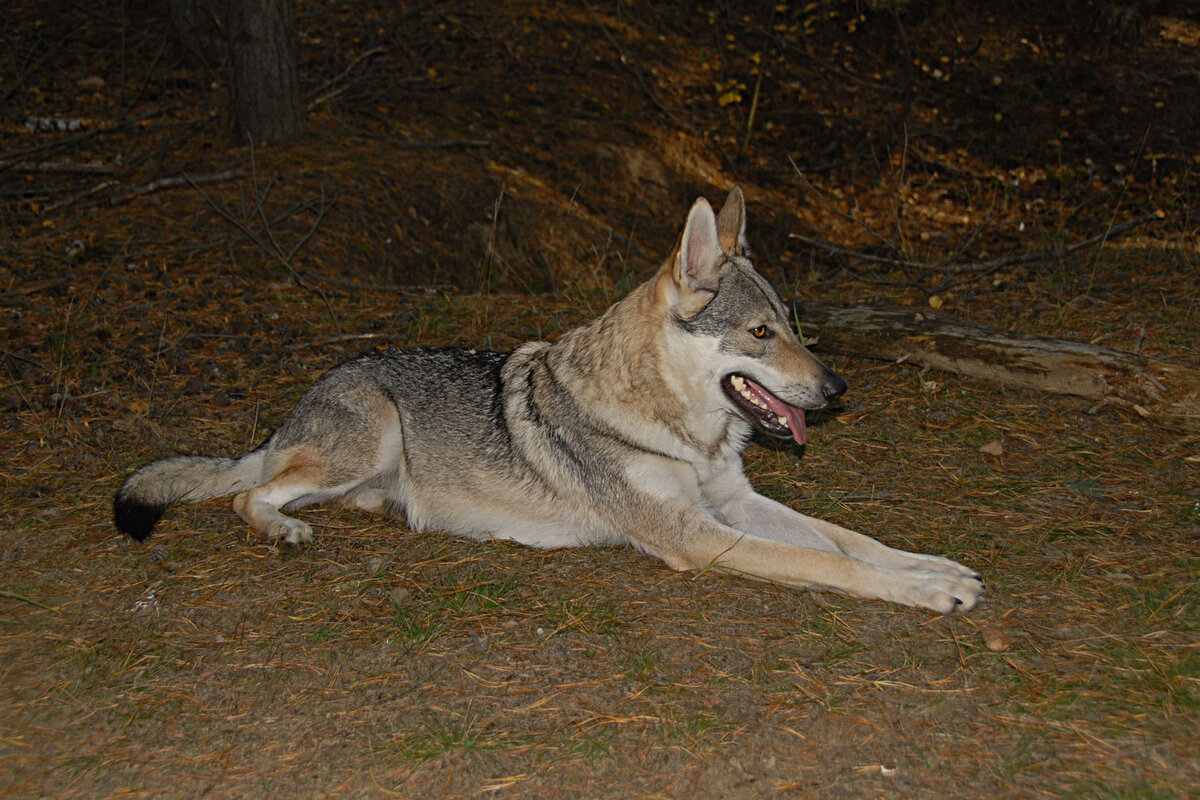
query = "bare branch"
(790, 213, 1165, 278)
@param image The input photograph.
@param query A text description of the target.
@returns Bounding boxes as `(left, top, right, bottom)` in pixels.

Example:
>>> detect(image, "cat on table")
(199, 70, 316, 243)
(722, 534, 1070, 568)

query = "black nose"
(823, 373, 848, 401)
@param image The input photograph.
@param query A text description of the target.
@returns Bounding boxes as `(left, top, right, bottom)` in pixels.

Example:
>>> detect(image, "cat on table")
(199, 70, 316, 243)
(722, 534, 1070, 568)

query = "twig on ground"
(289, 333, 390, 351)
(43, 169, 245, 213)
(1, 349, 51, 372)
(790, 213, 1164, 284)
(0, 108, 167, 165)
(192, 144, 340, 330)
(295, 275, 446, 299)
(115, 169, 246, 203)
(0, 589, 60, 614)
(789, 156, 903, 257)
(889, 124, 912, 257)
(0, 161, 118, 174)
(396, 139, 491, 150)
(307, 46, 387, 111)
(41, 180, 121, 213)
(741, 61, 765, 155)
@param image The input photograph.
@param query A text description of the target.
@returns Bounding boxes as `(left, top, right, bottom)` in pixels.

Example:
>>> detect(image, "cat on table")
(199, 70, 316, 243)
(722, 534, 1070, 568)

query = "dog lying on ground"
(115, 187, 984, 613)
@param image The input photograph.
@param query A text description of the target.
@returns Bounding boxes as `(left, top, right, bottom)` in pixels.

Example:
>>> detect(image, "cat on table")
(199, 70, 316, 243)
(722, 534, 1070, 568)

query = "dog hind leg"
(231, 448, 331, 544)
(233, 377, 409, 543)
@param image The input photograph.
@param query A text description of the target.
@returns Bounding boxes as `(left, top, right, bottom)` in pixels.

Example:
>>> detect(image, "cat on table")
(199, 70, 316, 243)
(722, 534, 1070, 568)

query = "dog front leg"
(719, 490, 982, 581)
(620, 499, 983, 614)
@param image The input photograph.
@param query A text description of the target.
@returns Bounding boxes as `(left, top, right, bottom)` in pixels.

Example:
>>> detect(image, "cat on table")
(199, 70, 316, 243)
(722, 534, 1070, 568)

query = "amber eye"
(750, 325, 770, 339)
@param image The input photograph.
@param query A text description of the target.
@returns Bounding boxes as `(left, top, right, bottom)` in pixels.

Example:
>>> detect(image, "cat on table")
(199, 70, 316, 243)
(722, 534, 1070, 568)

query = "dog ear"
(715, 185, 747, 256)
(675, 197, 722, 293)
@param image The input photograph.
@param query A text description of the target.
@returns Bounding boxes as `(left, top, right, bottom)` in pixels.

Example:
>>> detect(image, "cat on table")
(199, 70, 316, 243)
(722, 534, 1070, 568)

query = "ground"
(1, 1, 1198, 797)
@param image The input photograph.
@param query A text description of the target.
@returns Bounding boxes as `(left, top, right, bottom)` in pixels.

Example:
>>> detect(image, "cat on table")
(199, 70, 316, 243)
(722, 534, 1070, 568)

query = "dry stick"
(289, 333, 390, 351)
(741, 62, 765, 155)
(43, 169, 246, 213)
(191, 158, 340, 331)
(315, 0, 437, 112)
(925, 188, 1005, 284)
(113, 169, 245, 203)
(926, 212, 1138, 296)
(0, 589, 60, 614)
(788, 155, 902, 257)
(147, 317, 167, 419)
(244, 147, 328, 270)
(0, 40, 46, 110)
(197, 185, 330, 301)
(890, 124, 912, 258)
(122, 198, 322, 261)
(1, 349, 50, 372)
(581, 0, 682, 126)
(52, 299, 74, 421)
(253, 174, 337, 310)
(306, 46, 387, 111)
(395, 139, 491, 150)
(42, 180, 120, 213)
(0, 107, 166, 165)
(0, 160, 118, 174)
(1086, 123, 1152, 298)
(282, 188, 330, 265)
(298, 271, 451, 296)
(790, 213, 1163, 280)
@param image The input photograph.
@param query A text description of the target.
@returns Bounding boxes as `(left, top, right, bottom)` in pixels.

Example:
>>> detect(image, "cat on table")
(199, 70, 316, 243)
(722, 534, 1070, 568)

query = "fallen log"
(794, 302, 1200, 434)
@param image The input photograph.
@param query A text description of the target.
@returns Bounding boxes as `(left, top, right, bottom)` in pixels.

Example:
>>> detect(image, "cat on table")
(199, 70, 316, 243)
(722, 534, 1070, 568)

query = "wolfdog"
(115, 187, 983, 613)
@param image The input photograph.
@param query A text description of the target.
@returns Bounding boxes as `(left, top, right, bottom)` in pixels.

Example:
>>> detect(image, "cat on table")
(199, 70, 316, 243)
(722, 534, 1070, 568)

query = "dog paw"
(269, 519, 313, 545)
(892, 570, 984, 615)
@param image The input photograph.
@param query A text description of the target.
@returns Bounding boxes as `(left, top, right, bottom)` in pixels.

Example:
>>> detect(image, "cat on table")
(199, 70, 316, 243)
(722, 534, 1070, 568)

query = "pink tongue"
(756, 386, 809, 446)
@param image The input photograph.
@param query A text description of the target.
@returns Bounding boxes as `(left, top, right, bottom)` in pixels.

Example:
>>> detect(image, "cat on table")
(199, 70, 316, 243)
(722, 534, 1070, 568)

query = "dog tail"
(113, 451, 267, 541)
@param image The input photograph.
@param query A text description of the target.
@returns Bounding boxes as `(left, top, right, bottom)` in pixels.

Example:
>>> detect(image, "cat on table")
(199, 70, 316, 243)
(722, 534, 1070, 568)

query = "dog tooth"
(777, 415, 788, 426)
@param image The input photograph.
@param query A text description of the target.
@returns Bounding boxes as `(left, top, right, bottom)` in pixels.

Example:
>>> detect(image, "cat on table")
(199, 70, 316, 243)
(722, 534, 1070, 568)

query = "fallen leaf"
(980, 623, 1011, 651)
(979, 439, 1004, 456)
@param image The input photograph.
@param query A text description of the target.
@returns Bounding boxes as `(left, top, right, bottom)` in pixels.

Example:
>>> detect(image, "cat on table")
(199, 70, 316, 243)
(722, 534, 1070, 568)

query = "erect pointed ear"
(675, 197, 723, 293)
(715, 185, 747, 256)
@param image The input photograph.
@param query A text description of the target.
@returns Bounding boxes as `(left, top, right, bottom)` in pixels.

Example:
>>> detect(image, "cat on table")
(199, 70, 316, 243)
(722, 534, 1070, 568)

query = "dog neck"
(545, 274, 744, 463)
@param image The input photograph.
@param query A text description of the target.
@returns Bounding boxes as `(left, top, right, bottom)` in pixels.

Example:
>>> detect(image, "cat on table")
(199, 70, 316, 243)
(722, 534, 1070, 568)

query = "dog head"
(658, 187, 846, 446)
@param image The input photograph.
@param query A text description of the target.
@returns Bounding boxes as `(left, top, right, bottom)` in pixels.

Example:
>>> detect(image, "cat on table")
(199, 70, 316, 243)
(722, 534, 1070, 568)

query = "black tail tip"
(113, 494, 165, 542)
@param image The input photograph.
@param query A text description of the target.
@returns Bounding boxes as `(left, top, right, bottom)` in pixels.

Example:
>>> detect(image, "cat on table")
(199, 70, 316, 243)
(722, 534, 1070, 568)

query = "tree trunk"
(227, 0, 303, 146)
(794, 302, 1200, 434)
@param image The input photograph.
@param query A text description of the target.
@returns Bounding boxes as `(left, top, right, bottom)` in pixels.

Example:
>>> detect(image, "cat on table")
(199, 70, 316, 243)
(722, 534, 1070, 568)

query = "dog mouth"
(722, 373, 809, 446)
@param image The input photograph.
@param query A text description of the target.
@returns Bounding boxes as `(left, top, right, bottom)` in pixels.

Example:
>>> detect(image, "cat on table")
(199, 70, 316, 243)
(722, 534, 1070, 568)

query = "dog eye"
(750, 325, 771, 339)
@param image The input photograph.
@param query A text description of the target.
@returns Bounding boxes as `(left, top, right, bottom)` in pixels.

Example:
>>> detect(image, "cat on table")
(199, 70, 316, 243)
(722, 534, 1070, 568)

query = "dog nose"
(822, 373, 848, 401)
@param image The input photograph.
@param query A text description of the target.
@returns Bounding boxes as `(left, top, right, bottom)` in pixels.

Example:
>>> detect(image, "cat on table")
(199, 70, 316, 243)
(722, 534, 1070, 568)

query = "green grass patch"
(381, 715, 527, 761)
